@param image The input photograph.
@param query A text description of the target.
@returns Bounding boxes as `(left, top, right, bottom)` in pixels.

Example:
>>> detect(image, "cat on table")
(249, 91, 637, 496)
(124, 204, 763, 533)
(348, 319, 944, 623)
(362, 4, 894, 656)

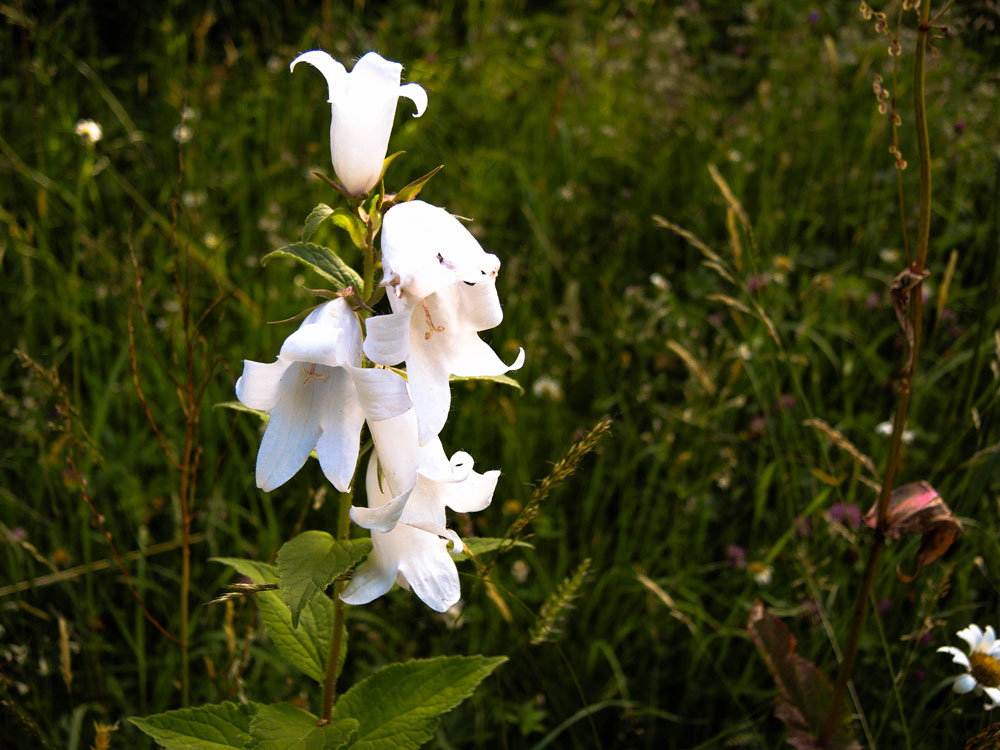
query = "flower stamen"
(421, 299, 445, 340)
(971, 652, 1000, 688)
(301, 363, 328, 385)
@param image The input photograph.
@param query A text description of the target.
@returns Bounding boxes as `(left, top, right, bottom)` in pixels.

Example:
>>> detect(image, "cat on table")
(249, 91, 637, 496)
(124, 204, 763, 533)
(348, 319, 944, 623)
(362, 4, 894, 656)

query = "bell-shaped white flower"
(363, 200, 524, 445)
(290, 50, 427, 196)
(341, 404, 496, 611)
(235, 298, 410, 492)
(341, 431, 498, 612)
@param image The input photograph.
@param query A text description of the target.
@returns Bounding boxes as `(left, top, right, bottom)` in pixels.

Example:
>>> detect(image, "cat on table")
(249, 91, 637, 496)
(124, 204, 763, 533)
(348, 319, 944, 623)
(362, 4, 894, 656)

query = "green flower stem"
(362, 217, 377, 305)
(319, 491, 353, 724)
(820, 2, 934, 744)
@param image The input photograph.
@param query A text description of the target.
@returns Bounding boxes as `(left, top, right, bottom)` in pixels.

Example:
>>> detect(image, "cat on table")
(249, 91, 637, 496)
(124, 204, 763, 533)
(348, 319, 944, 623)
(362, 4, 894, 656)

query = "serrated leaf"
(328, 208, 368, 251)
(393, 165, 443, 204)
(332, 655, 506, 750)
(263, 243, 362, 292)
(277, 532, 371, 628)
(452, 537, 533, 562)
(130, 701, 262, 750)
(247, 703, 357, 750)
(450, 372, 524, 394)
(212, 558, 333, 683)
(303, 204, 335, 242)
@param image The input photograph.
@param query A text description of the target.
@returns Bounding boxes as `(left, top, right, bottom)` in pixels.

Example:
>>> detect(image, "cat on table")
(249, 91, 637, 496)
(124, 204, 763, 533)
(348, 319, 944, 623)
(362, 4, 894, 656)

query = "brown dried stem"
(821, 1, 936, 744)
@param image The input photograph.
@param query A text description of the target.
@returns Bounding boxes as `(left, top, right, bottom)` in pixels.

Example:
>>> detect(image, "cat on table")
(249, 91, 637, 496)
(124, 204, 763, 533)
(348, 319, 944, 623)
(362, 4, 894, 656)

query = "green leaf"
(452, 537, 533, 562)
(212, 558, 333, 683)
(450, 372, 524, 394)
(277, 532, 371, 628)
(247, 703, 358, 750)
(130, 701, 262, 750)
(332, 655, 506, 750)
(328, 208, 368, 251)
(303, 204, 335, 243)
(263, 243, 362, 292)
(393, 165, 443, 204)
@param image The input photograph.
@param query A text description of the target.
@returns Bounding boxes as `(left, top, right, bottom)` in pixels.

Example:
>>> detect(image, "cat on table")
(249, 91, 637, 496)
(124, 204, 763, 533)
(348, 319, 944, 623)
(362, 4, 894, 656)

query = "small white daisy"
(937, 624, 1000, 709)
(74, 119, 103, 144)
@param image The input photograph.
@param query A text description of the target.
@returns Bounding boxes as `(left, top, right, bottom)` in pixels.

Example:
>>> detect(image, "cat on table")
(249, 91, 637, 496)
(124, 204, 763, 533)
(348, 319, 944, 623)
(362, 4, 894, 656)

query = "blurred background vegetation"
(2, 0, 1000, 747)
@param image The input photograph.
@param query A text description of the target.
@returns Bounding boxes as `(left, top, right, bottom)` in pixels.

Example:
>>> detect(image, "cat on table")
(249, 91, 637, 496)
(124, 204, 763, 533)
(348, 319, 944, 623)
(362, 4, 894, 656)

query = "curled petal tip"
(400, 82, 428, 117)
(510, 347, 526, 371)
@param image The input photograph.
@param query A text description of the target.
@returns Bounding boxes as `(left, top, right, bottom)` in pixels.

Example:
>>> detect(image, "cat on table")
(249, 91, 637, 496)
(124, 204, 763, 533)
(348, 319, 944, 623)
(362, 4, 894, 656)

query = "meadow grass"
(2, 1, 1000, 747)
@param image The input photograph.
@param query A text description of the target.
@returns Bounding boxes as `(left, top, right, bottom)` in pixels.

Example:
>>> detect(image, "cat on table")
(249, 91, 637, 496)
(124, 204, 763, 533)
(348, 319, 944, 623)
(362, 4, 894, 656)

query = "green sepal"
(391, 165, 444, 205)
(312, 171, 352, 201)
(212, 558, 335, 684)
(377, 151, 405, 188)
(276, 532, 371, 628)
(130, 701, 262, 750)
(246, 703, 358, 750)
(364, 192, 383, 239)
(213, 401, 268, 422)
(263, 242, 363, 292)
(452, 537, 534, 562)
(332, 655, 507, 750)
(451, 372, 524, 394)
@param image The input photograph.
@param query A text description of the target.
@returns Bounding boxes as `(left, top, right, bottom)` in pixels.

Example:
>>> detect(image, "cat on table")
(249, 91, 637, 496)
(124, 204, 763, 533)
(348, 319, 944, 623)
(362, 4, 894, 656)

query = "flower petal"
(367, 410, 420, 499)
(235, 359, 290, 411)
(339, 549, 399, 606)
(351, 492, 410, 533)
(255, 365, 330, 491)
(937, 646, 971, 670)
(403, 337, 453, 446)
(406, 521, 463, 553)
(345, 365, 411, 421)
(953, 673, 978, 694)
(439, 469, 499, 514)
(984, 687, 1000, 709)
(351, 453, 412, 532)
(416, 287, 524, 378)
(982, 626, 998, 654)
(348, 52, 404, 105)
(958, 624, 985, 653)
(363, 309, 412, 366)
(290, 51, 348, 102)
(456, 277, 504, 332)
(394, 527, 460, 612)
(381, 201, 501, 304)
(313, 369, 365, 492)
(280, 300, 361, 368)
(399, 83, 427, 117)
(331, 52, 403, 195)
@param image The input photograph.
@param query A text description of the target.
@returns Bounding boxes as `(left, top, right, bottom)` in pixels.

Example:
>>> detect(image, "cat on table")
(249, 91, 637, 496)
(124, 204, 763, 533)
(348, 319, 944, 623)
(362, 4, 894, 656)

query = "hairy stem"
(319, 492, 353, 724)
(820, 2, 934, 744)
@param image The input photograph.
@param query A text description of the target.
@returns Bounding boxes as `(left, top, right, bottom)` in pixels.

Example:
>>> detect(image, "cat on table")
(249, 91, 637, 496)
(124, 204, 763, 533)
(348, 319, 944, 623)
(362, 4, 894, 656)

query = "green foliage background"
(2, 0, 1000, 747)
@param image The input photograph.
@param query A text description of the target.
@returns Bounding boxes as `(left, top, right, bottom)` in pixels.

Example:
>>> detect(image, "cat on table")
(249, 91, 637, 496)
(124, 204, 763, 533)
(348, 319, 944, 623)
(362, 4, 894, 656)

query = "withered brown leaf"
(747, 600, 860, 750)
(864, 480, 962, 582)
